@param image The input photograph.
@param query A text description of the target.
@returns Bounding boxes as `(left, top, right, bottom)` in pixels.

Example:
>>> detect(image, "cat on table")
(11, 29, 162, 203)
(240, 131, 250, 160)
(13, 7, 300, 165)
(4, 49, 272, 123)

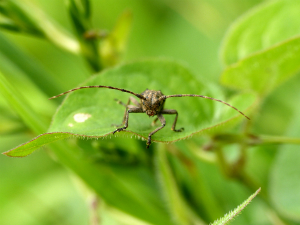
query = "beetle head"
(140, 90, 165, 117)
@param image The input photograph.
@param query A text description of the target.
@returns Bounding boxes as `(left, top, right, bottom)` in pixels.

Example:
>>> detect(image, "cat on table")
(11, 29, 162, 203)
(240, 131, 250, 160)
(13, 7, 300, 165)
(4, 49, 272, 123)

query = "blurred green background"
(1, 0, 300, 224)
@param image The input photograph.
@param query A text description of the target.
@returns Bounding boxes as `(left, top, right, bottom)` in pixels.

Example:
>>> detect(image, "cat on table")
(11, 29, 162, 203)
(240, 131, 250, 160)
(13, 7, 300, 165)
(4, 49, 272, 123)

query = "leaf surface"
(220, 0, 300, 95)
(49, 60, 253, 140)
(4, 59, 255, 157)
(221, 0, 300, 65)
(269, 108, 300, 221)
(3, 133, 73, 157)
(221, 36, 300, 95)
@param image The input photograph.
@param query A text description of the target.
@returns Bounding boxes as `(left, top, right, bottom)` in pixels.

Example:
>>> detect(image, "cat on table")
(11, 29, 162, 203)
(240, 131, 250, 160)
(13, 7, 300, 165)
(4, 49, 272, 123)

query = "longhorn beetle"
(50, 86, 250, 148)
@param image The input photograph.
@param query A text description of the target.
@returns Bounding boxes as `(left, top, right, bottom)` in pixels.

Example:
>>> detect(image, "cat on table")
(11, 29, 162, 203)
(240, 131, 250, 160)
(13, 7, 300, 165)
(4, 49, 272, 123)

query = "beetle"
(50, 86, 250, 148)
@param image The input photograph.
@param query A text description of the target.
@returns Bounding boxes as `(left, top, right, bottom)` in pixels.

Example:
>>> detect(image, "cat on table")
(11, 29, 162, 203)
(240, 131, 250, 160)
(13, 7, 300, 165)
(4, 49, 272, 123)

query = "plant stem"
(259, 135, 300, 145)
(12, 0, 81, 54)
(168, 143, 223, 221)
(215, 146, 230, 177)
(0, 33, 63, 96)
(0, 70, 48, 134)
(155, 144, 205, 225)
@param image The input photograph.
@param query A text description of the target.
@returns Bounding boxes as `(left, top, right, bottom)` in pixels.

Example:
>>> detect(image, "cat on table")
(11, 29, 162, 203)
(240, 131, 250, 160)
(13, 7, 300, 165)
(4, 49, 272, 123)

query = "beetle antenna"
(49, 85, 146, 100)
(162, 94, 250, 120)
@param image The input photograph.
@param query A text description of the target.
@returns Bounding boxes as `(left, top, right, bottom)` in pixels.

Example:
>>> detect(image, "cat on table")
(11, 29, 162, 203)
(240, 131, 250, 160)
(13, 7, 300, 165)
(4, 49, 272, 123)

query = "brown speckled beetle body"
(140, 89, 165, 116)
(50, 85, 249, 148)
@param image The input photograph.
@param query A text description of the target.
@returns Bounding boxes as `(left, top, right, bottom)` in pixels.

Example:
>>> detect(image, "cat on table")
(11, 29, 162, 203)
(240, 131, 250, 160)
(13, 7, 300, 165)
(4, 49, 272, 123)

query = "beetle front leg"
(161, 109, 184, 132)
(114, 97, 141, 126)
(147, 114, 166, 148)
(113, 107, 143, 134)
(151, 117, 158, 126)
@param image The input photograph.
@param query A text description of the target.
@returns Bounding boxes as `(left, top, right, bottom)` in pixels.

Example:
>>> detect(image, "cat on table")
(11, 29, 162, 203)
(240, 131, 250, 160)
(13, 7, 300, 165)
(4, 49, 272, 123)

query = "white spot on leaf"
(73, 113, 92, 123)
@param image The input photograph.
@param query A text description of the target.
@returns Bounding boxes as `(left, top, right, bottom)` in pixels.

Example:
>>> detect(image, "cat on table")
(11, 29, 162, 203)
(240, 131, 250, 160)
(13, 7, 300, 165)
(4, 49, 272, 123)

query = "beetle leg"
(128, 97, 141, 107)
(113, 107, 143, 134)
(161, 109, 184, 132)
(147, 114, 166, 148)
(113, 97, 142, 127)
(115, 96, 141, 108)
(114, 97, 141, 125)
(151, 117, 158, 126)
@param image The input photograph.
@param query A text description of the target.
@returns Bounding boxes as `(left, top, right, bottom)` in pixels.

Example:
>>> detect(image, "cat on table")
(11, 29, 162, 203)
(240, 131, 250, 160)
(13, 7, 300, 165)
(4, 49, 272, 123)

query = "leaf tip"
(2, 150, 26, 158)
(2, 152, 9, 156)
(2, 150, 15, 157)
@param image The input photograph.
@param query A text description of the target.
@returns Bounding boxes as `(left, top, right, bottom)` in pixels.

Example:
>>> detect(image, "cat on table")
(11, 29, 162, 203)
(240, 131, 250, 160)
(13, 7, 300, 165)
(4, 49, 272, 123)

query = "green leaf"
(66, 0, 101, 71)
(220, 0, 300, 95)
(100, 10, 133, 67)
(155, 146, 204, 225)
(0, 33, 63, 97)
(2, 133, 73, 157)
(210, 188, 261, 225)
(4, 60, 255, 157)
(49, 140, 174, 225)
(270, 144, 300, 221)
(0, 0, 43, 35)
(0, 70, 48, 134)
(269, 107, 300, 221)
(67, 0, 91, 34)
(3, 131, 173, 224)
(0, 17, 20, 32)
(4, 0, 80, 54)
(221, 0, 300, 65)
(68, 0, 90, 19)
(221, 35, 300, 95)
(49, 60, 252, 141)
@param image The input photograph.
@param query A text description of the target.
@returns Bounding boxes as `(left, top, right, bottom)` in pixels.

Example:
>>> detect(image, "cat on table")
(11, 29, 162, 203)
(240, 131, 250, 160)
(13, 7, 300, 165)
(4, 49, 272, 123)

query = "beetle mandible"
(50, 86, 250, 148)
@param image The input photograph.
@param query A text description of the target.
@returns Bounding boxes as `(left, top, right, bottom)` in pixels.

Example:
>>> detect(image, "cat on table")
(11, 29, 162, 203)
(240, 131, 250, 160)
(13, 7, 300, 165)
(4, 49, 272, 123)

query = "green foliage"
(1, 0, 300, 224)
(100, 11, 132, 67)
(221, 0, 300, 96)
(221, 36, 300, 95)
(0, 0, 80, 53)
(156, 146, 198, 225)
(211, 188, 261, 225)
(220, 0, 300, 65)
(4, 60, 255, 158)
(2, 133, 73, 157)
(269, 109, 300, 220)
(0, 0, 43, 35)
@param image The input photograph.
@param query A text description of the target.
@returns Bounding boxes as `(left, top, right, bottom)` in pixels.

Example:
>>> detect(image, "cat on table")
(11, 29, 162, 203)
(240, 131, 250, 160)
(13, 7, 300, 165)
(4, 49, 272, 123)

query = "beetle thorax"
(140, 89, 165, 116)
